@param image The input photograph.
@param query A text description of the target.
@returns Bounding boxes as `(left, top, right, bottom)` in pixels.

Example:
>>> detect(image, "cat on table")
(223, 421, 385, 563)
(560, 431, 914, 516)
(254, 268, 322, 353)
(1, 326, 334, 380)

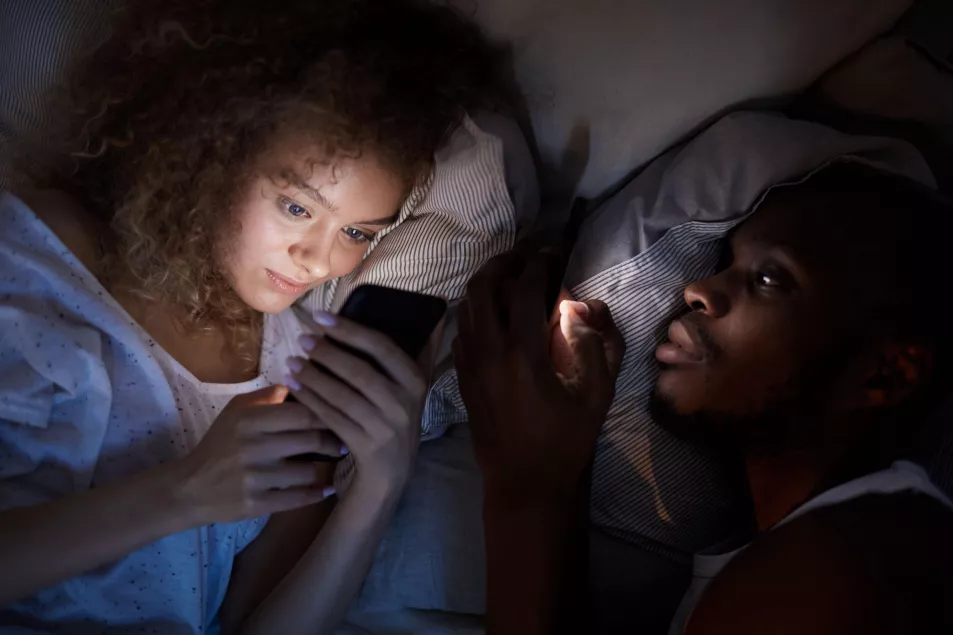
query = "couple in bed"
(1, 2, 950, 635)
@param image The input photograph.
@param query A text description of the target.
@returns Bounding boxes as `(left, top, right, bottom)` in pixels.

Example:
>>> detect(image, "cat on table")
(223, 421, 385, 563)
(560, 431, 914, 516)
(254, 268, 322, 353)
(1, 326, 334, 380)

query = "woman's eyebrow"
(357, 215, 399, 227)
(295, 183, 339, 213)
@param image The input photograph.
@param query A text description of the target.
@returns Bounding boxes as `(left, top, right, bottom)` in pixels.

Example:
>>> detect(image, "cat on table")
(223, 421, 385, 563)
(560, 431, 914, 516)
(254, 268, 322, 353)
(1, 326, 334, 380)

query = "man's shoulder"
(685, 492, 953, 634)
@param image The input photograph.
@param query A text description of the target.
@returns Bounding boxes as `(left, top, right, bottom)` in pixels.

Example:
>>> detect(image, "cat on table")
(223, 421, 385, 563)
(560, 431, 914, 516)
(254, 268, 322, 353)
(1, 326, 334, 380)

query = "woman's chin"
(241, 288, 303, 315)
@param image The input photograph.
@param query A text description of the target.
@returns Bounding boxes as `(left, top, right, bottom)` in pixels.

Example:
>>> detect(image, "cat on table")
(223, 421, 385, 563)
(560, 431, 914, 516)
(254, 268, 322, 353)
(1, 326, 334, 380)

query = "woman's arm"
(0, 459, 193, 606)
(218, 469, 336, 631)
(237, 477, 404, 635)
(233, 313, 430, 635)
(0, 386, 341, 606)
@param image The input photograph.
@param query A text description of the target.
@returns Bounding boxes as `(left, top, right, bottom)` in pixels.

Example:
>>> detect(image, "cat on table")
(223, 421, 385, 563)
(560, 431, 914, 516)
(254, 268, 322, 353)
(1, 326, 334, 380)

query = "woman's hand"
(174, 385, 342, 525)
(286, 313, 428, 499)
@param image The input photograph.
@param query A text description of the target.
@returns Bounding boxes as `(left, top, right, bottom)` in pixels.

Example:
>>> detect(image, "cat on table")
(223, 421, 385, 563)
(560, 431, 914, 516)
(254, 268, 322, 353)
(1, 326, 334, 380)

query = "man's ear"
(860, 344, 933, 408)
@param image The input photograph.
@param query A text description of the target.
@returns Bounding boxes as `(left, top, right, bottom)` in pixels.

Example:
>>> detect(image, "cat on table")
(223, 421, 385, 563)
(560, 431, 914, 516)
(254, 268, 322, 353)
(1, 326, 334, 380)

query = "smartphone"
(289, 285, 447, 462)
(336, 284, 448, 364)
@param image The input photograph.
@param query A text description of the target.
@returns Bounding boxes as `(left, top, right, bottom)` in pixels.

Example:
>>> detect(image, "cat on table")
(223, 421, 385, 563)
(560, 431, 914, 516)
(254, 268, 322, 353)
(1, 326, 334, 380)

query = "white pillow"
(458, 0, 912, 200)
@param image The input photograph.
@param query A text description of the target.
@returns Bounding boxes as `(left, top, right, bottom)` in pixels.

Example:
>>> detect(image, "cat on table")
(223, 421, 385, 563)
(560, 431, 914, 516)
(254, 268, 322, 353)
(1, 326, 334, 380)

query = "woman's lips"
(266, 269, 309, 295)
(655, 319, 706, 365)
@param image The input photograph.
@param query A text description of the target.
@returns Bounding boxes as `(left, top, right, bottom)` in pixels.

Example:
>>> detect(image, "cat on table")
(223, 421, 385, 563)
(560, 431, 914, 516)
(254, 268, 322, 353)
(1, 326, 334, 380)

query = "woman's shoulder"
(16, 188, 106, 277)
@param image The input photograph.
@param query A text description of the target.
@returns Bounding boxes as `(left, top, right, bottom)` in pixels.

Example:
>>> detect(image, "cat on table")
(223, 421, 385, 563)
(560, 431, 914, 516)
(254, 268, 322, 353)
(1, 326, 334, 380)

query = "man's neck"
(745, 452, 834, 532)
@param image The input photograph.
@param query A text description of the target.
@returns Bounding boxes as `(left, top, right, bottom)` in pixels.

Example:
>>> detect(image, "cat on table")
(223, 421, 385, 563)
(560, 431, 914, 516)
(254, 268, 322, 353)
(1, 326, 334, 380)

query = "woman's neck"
(113, 282, 261, 385)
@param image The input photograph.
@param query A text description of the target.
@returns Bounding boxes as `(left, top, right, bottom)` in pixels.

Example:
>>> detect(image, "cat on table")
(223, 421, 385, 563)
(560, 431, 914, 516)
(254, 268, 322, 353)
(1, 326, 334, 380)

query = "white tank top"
(668, 460, 953, 635)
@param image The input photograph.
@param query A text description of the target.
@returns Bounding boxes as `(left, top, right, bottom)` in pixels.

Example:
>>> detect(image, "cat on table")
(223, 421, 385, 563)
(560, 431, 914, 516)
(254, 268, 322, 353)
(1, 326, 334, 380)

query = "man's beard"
(649, 351, 851, 459)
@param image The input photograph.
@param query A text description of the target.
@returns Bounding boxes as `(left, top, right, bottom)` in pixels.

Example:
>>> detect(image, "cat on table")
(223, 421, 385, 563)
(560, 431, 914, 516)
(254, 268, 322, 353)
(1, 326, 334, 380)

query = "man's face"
(654, 190, 869, 447)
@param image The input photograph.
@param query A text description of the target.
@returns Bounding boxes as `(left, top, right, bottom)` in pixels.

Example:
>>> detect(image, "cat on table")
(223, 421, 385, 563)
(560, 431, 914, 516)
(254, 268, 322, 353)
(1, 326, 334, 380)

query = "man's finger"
(464, 252, 525, 340)
(509, 255, 551, 355)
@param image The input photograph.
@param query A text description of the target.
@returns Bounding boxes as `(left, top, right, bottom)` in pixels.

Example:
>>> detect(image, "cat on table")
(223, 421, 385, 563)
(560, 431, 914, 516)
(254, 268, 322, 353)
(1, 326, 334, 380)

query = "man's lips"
(655, 318, 708, 365)
(266, 269, 311, 295)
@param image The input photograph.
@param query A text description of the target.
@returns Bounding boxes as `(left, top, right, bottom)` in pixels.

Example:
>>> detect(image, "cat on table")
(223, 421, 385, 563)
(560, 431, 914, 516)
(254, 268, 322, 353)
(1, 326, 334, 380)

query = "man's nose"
(683, 273, 730, 318)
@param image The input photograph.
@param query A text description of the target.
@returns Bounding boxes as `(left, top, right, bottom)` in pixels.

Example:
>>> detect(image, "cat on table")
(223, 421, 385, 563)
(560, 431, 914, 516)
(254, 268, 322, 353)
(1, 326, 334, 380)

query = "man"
(454, 163, 953, 634)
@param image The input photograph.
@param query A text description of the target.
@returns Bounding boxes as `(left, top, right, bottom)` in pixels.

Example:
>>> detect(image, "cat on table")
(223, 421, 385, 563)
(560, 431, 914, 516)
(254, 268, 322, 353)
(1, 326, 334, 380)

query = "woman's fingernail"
(283, 374, 302, 392)
(340, 444, 349, 456)
(299, 335, 318, 352)
(314, 311, 337, 327)
(286, 357, 304, 374)
(321, 486, 337, 498)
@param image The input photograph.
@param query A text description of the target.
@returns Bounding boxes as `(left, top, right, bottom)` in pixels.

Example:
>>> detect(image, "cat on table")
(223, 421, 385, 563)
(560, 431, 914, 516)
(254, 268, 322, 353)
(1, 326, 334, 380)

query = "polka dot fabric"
(0, 192, 273, 634)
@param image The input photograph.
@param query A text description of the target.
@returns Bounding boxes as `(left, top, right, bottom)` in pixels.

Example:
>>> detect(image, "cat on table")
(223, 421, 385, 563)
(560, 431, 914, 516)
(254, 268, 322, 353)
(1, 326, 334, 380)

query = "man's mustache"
(678, 311, 721, 361)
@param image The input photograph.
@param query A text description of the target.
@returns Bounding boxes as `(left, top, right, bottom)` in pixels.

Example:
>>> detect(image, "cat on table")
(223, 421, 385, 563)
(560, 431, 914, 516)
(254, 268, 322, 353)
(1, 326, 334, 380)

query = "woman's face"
(224, 150, 406, 314)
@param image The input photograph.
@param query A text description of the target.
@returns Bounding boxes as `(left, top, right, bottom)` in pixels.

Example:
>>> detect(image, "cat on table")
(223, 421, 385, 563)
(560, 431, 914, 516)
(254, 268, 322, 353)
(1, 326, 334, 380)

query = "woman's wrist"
(156, 458, 213, 531)
(347, 473, 407, 510)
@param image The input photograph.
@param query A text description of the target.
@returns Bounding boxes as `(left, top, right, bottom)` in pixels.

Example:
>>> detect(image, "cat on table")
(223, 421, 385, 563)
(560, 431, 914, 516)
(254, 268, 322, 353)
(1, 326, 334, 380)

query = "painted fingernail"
(340, 444, 349, 456)
(299, 335, 318, 352)
(321, 486, 337, 498)
(314, 311, 337, 327)
(286, 357, 304, 374)
(283, 374, 302, 392)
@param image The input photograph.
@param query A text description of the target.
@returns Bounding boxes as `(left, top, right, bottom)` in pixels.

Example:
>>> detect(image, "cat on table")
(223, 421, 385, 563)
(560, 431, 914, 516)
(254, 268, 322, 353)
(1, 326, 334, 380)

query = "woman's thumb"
(226, 384, 289, 410)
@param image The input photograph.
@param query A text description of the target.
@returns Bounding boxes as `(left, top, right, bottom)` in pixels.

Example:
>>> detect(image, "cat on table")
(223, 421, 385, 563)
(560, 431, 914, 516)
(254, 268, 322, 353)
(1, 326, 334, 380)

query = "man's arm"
(483, 482, 590, 635)
(453, 253, 625, 635)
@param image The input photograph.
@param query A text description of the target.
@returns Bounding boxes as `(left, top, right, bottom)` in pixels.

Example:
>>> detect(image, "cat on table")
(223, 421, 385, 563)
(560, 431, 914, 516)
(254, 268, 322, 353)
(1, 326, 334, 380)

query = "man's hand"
(453, 253, 625, 506)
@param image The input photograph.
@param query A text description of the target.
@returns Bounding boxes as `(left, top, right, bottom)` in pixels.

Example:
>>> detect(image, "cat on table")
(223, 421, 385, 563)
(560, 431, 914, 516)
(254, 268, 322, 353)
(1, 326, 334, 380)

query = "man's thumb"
(560, 309, 610, 389)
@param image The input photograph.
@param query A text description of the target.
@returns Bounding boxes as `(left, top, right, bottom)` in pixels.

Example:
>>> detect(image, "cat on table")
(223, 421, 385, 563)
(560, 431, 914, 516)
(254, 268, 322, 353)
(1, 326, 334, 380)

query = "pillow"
(455, 0, 912, 201)
(796, 34, 953, 195)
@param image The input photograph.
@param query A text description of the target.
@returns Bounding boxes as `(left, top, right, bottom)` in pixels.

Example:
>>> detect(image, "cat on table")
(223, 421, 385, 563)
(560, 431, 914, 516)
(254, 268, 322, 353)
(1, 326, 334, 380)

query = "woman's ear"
(861, 344, 933, 408)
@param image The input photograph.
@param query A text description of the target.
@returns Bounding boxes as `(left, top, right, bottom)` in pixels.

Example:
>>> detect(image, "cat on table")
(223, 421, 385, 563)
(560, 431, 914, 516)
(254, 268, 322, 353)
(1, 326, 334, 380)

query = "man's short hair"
(776, 162, 953, 453)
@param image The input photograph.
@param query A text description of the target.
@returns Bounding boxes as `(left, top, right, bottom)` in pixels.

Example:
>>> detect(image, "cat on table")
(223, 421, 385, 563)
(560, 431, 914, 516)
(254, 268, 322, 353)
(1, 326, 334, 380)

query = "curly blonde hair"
(32, 0, 508, 369)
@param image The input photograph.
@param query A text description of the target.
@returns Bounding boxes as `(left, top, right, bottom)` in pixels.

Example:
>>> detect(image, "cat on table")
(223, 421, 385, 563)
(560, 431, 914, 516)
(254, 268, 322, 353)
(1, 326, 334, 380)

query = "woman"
(0, 0, 507, 632)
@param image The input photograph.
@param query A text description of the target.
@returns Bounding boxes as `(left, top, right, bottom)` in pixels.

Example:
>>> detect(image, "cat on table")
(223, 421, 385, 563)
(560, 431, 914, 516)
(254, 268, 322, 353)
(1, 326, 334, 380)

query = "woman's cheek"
(328, 242, 369, 279)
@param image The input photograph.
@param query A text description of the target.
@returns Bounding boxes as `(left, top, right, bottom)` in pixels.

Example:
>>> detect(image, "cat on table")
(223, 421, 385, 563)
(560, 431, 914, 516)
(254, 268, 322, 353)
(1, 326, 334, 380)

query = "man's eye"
(342, 226, 371, 243)
(757, 271, 781, 287)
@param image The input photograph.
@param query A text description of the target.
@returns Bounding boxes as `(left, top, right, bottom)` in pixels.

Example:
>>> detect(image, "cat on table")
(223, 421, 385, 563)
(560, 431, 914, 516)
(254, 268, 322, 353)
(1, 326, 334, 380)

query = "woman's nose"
(290, 231, 333, 280)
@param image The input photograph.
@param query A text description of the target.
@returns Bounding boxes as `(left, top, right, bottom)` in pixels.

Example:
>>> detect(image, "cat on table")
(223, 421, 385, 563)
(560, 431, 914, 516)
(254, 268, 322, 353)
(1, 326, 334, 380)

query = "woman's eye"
(342, 226, 372, 243)
(280, 198, 310, 218)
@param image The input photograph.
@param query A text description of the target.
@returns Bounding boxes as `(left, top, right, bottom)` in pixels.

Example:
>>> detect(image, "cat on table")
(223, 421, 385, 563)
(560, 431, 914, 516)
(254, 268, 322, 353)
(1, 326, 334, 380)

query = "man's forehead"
(733, 195, 874, 280)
